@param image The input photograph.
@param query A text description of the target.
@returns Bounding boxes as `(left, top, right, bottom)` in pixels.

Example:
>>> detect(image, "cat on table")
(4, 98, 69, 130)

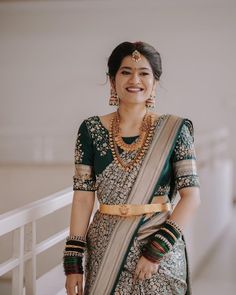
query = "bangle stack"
(63, 235, 87, 275)
(142, 219, 183, 263)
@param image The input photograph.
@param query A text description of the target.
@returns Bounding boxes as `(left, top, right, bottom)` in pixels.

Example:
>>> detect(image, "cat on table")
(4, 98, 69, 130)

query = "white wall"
(185, 159, 234, 273)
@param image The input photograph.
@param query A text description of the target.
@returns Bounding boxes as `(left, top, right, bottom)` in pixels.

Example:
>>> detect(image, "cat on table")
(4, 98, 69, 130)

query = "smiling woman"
(112, 55, 156, 106)
(63, 41, 200, 295)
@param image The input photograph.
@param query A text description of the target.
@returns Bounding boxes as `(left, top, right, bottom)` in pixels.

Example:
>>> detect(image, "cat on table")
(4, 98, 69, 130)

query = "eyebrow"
(119, 66, 152, 71)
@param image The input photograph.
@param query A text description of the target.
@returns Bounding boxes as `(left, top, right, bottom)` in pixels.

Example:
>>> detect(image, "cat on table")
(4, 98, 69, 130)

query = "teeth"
(126, 87, 143, 92)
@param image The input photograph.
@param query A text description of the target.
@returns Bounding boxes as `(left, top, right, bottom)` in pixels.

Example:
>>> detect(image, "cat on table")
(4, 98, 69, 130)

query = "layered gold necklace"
(109, 111, 156, 172)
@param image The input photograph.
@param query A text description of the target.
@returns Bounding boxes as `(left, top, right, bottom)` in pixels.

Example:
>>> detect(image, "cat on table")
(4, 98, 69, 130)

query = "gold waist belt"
(99, 203, 171, 217)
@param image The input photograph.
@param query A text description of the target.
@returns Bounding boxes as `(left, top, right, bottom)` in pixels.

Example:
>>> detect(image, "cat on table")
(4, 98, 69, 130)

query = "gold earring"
(109, 89, 119, 106)
(146, 94, 156, 109)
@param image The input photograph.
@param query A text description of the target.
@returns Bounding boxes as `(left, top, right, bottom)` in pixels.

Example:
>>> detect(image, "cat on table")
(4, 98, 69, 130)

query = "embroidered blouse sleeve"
(172, 119, 200, 191)
(73, 120, 96, 191)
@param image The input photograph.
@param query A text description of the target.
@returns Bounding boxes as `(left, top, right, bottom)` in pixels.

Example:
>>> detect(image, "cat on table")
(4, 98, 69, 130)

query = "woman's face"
(111, 54, 157, 106)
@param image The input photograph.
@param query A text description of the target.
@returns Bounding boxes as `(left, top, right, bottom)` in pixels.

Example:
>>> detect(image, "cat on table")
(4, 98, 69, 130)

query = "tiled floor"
(192, 208, 236, 294)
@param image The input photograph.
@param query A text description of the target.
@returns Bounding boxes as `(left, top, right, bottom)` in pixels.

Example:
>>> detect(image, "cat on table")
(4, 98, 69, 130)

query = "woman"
(64, 41, 200, 295)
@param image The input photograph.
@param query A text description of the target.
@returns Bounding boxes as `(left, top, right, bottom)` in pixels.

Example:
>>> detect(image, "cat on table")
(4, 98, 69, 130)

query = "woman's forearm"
(69, 191, 95, 237)
(169, 186, 201, 231)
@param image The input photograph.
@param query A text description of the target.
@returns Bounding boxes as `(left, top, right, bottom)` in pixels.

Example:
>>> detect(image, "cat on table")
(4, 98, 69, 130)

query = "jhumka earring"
(146, 94, 156, 109)
(109, 89, 119, 106)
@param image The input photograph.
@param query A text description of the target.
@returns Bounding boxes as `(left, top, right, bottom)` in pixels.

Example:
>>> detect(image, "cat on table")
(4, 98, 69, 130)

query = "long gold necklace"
(109, 112, 156, 172)
(113, 111, 149, 152)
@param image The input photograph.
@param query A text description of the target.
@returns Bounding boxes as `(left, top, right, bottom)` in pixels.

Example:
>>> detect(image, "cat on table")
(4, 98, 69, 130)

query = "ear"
(152, 79, 158, 92)
(109, 77, 116, 90)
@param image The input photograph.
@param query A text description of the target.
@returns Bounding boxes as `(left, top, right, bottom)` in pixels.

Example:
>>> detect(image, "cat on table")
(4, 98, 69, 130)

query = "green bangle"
(163, 223, 180, 239)
(146, 243, 164, 257)
(158, 229, 176, 246)
(153, 236, 170, 252)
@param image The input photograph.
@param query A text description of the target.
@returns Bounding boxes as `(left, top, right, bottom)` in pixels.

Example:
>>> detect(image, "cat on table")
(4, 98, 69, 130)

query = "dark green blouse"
(73, 115, 199, 201)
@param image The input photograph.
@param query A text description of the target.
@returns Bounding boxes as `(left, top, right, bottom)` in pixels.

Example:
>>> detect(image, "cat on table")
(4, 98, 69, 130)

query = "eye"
(140, 72, 149, 76)
(121, 70, 131, 75)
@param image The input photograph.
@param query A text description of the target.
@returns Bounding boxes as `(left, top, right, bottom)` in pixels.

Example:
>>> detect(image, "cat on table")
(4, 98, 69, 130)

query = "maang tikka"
(109, 88, 119, 106)
(132, 50, 141, 63)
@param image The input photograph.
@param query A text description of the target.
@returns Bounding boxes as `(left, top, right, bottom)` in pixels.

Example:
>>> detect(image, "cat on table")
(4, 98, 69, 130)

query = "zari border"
(90, 115, 184, 295)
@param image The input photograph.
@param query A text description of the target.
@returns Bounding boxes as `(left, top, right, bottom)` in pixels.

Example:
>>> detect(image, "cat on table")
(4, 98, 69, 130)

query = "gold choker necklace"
(109, 112, 156, 172)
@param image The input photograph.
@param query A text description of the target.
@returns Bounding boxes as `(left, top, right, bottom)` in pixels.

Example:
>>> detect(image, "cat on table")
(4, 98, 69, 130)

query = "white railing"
(0, 188, 73, 295)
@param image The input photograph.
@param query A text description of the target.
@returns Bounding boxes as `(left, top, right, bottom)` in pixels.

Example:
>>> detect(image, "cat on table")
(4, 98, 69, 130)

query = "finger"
(138, 271, 146, 281)
(67, 285, 77, 295)
(145, 272, 153, 280)
(77, 283, 83, 295)
(133, 269, 141, 282)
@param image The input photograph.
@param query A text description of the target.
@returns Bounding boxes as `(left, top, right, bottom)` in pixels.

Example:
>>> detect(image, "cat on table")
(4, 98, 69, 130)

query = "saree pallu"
(83, 115, 191, 295)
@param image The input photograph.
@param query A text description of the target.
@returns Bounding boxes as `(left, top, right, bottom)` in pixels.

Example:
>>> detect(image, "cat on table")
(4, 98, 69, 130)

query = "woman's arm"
(135, 187, 200, 281)
(69, 190, 95, 236)
(168, 186, 201, 231)
(65, 190, 95, 295)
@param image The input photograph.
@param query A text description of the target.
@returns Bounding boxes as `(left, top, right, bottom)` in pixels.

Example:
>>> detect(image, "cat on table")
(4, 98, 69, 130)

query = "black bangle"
(63, 256, 84, 275)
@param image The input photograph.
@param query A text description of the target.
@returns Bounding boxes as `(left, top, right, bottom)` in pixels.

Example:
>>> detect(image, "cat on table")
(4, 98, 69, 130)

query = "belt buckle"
(119, 204, 129, 216)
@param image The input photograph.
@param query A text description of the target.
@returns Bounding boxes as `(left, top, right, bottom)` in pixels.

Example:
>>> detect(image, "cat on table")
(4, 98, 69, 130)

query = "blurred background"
(0, 0, 235, 294)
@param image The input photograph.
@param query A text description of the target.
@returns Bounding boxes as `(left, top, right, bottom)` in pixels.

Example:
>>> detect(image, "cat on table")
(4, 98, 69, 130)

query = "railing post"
(12, 227, 24, 295)
(24, 222, 37, 295)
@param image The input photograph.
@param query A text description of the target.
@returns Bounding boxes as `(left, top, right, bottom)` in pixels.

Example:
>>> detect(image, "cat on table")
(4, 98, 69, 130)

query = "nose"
(128, 72, 141, 84)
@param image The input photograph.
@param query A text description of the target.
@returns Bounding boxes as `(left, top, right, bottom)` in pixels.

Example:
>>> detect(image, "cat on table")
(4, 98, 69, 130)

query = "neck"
(117, 104, 147, 125)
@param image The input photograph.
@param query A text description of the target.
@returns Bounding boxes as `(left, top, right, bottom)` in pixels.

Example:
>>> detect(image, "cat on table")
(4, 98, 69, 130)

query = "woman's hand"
(65, 274, 83, 295)
(134, 256, 159, 281)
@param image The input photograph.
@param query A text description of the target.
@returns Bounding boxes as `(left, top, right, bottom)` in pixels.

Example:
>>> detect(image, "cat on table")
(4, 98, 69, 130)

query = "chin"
(122, 96, 147, 104)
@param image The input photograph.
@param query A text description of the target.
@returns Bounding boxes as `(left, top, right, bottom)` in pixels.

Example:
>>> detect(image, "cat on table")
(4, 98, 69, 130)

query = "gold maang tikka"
(132, 50, 141, 62)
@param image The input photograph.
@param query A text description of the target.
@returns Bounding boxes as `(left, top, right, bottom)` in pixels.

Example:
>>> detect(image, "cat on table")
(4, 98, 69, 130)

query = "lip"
(126, 87, 144, 93)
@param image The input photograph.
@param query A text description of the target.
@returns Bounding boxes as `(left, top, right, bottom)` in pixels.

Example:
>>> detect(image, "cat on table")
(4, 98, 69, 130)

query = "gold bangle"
(65, 244, 85, 249)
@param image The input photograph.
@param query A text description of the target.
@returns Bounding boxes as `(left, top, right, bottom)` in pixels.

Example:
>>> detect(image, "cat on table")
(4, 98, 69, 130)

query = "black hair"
(107, 41, 162, 81)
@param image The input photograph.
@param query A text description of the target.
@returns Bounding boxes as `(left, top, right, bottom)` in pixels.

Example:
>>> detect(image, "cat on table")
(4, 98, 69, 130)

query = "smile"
(126, 87, 144, 93)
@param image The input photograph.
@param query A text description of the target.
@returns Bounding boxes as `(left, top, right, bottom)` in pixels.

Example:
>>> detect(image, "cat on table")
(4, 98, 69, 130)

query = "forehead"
(119, 55, 152, 70)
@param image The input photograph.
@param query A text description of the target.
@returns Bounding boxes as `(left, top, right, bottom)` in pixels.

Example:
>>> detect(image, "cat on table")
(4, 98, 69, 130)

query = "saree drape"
(89, 115, 183, 294)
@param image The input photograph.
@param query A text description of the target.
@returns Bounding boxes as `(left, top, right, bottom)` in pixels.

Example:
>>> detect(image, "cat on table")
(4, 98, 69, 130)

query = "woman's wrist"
(63, 235, 87, 275)
(63, 256, 84, 275)
(142, 219, 183, 263)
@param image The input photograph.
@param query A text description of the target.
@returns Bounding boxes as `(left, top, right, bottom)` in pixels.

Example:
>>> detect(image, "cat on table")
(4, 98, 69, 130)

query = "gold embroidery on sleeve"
(75, 164, 94, 180)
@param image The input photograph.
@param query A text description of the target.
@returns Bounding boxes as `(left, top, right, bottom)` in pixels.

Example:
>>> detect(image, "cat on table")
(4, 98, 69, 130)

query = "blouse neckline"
(96, 114, 166, 139)
(96, 116, 140, 139)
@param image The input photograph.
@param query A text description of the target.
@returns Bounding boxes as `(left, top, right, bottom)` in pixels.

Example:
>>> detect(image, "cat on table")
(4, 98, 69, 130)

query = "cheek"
(114, 77, 126, 90)
(145, 80, 155, 91)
